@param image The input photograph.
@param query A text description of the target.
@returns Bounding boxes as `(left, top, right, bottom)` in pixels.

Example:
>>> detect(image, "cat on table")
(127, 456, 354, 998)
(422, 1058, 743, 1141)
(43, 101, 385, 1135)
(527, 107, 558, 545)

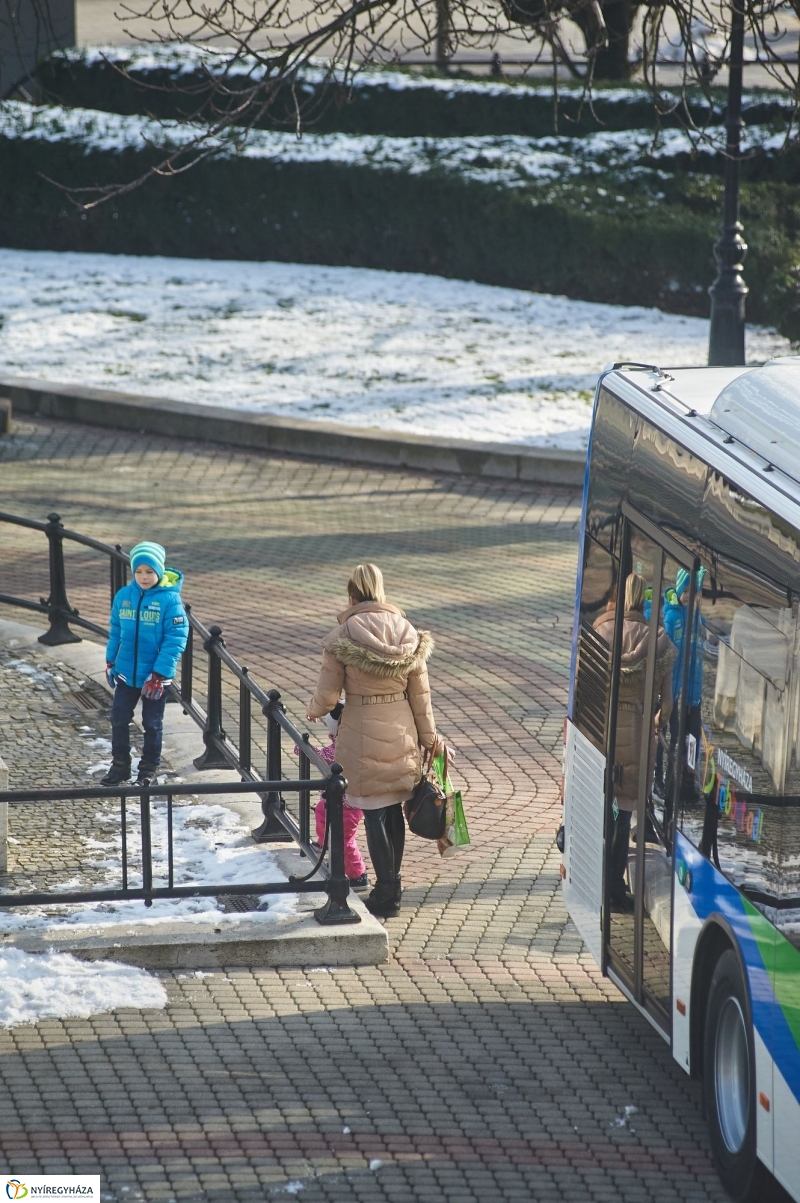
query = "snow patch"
(4, 658, 53, 684)
(0, 947, 167, 1028)
(0, 100, 788, 182)
(53, 44, 793, 112)
(0, 247, 788, 451)
(0, 799, 307, 935)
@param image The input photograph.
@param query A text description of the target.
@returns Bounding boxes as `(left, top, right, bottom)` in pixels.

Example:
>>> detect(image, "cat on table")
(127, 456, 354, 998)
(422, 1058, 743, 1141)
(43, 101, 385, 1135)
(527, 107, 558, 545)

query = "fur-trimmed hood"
(323, 601, 434, 679)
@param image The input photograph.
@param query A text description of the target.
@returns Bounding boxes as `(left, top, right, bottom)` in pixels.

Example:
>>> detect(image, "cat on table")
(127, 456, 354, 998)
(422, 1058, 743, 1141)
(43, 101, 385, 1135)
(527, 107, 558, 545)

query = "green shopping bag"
(433, 752, 470, 857)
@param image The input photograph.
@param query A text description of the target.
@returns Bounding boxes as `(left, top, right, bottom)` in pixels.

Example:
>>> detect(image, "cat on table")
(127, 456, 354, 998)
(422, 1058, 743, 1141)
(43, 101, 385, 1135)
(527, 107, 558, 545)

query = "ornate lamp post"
(708, 0, 748, 365)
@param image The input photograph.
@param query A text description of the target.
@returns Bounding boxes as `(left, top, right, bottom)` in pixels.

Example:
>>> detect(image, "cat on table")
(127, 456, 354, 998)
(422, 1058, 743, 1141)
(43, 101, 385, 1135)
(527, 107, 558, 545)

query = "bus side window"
(686, 567, 793, 909)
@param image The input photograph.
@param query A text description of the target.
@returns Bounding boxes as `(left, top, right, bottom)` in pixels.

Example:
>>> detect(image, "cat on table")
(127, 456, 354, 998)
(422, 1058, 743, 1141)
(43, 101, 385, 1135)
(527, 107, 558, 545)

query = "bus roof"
(605, 357, 800, 526)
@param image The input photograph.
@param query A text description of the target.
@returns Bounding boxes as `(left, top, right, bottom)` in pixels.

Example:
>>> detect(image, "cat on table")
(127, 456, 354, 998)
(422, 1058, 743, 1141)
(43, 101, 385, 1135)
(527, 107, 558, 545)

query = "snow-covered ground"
(0, 248, 789, 448)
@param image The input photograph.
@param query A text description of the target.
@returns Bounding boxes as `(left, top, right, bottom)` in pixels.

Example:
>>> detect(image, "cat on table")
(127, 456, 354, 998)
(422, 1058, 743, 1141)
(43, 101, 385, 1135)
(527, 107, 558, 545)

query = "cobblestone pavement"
(0, 643, 121, 890)
(0, 418, 732, 1203)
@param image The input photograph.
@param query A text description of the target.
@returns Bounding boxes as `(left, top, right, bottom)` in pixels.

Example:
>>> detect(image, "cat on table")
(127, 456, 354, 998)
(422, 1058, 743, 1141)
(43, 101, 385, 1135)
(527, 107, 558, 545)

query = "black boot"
(365, 877, 401, 918)
(101, 760, 131, 786)
(363, 804, 405, 918)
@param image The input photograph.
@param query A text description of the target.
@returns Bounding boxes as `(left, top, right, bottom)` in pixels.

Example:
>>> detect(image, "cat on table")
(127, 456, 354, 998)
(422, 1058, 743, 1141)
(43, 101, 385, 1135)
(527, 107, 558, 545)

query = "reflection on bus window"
(713, 605, 793, 787)
(580, 535, 619, 629)
(573, 535, 618, 753)
(682, 573, 794, 914)
(584, 389, 636, 558)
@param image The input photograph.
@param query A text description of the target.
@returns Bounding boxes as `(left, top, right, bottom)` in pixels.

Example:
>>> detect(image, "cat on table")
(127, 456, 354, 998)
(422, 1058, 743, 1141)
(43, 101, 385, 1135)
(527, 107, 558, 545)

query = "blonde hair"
(625, 573, 645, 612)
(348, 563, 386, 604)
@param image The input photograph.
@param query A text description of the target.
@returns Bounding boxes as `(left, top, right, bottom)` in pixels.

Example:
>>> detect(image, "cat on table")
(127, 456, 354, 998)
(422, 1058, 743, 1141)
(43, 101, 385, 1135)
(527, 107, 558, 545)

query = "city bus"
(561, 357, 800, 1203)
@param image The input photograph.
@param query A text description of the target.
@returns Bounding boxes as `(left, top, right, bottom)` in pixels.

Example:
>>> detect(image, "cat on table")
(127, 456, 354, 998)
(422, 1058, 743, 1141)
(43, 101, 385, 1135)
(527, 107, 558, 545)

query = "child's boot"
(137, 762, 158, 787)
(101, 760, 131, 786)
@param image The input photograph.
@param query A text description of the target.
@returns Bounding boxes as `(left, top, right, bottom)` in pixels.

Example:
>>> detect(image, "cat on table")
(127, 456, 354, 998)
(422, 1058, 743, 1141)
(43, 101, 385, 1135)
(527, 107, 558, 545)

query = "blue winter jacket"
(663, 587, 704, 706)
(106, 569, 188, 687)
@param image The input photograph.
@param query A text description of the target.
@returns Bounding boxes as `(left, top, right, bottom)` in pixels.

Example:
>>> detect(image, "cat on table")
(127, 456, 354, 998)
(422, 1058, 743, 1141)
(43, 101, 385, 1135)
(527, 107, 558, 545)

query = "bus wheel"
(703, 950, 768, 1203)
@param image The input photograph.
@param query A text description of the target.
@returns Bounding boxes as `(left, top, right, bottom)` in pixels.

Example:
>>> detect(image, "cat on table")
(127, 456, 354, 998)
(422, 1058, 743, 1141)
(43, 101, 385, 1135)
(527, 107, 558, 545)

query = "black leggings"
(362, 804, 406, 884)
(609, 808, 632, 902)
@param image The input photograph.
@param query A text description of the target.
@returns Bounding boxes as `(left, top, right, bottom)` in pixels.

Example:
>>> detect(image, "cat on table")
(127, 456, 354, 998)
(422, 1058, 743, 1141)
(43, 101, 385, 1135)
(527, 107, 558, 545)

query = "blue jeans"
(111, 681, 166, 770)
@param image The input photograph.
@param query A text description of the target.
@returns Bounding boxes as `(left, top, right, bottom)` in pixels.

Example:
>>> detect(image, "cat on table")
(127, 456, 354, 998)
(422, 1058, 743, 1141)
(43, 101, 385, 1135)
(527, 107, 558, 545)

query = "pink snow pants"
(315, 798, 365, 879)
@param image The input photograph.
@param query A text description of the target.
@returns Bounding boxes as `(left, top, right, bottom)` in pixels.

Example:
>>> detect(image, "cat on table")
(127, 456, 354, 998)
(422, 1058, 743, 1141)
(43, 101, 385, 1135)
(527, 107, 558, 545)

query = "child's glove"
(141, 672, 167, 700)
(105, 662, 116, 689)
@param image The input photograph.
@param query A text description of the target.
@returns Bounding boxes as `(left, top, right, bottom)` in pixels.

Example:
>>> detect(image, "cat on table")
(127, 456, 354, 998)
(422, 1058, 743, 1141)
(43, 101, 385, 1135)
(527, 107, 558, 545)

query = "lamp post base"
(708, 275, 748, 367)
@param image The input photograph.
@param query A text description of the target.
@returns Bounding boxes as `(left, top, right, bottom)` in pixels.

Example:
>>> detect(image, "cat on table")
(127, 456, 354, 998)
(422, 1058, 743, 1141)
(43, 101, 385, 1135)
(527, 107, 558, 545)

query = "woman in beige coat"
(307, 563, 444, 917)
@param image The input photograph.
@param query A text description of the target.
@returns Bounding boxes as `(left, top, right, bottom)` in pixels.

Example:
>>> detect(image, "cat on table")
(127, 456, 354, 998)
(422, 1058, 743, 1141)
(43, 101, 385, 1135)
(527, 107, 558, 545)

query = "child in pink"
(306, 706, 368, 889)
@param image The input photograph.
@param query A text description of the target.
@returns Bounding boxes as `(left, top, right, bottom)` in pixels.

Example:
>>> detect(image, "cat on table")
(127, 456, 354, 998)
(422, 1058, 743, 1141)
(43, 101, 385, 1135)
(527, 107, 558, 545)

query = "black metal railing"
(0, 777, 358, 924)
(0, 510, 353, 922)
(0, 509, 126, 644)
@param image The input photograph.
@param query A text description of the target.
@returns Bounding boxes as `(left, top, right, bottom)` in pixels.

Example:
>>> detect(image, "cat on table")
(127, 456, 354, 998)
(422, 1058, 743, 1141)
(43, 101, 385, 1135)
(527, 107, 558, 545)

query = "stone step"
(0, 876, 388, 971)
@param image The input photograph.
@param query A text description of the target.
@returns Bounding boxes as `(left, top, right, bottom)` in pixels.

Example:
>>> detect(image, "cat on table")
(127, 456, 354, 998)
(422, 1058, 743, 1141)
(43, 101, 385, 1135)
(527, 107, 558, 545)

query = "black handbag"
(404, 748, 448, 840)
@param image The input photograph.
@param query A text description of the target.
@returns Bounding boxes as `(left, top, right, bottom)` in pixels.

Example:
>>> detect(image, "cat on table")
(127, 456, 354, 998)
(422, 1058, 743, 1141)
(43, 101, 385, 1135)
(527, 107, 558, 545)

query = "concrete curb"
(0, 374, 587, 486)
(0, 617, 389, 968)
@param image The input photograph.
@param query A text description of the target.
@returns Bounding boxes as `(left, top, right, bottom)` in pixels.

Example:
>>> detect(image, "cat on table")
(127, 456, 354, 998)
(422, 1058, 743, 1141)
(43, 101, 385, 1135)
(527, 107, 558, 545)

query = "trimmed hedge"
(0, 134, 794, 325)
(36, 51, 792, 139)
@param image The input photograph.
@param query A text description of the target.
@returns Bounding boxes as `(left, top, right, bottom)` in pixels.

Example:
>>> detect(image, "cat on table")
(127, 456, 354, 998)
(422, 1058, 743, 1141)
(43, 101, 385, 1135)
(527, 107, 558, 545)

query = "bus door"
(605, 503, 698, 1035)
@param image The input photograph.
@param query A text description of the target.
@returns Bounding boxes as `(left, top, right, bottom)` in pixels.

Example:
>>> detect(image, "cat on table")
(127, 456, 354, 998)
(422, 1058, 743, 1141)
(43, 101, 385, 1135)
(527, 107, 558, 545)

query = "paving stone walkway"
(0, 417, 731, 1202)
(0, 642, 122, 890)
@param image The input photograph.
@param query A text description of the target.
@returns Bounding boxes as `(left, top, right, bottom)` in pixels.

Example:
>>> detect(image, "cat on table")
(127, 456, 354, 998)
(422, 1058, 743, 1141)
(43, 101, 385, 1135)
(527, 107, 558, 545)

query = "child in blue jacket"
(102, 541, 189, 787)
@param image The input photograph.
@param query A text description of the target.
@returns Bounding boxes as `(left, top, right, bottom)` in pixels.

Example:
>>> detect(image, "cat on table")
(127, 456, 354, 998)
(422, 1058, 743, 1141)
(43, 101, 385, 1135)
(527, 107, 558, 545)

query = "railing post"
(110, 545, 127, 604)
(121, 794, 128, 891)
(298, 734, 311, 849)
(252, 689, 293, 843)
(314, 764, 359, 925)
(192, 624, 230, 770)
(140, 788, 153, 908)
(0, 757, 7, 878)
(239, 669, 252, 776)
(167, 793, 174, 889)
(38, 512, 82, 646)
(181, 607, 194, 708)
